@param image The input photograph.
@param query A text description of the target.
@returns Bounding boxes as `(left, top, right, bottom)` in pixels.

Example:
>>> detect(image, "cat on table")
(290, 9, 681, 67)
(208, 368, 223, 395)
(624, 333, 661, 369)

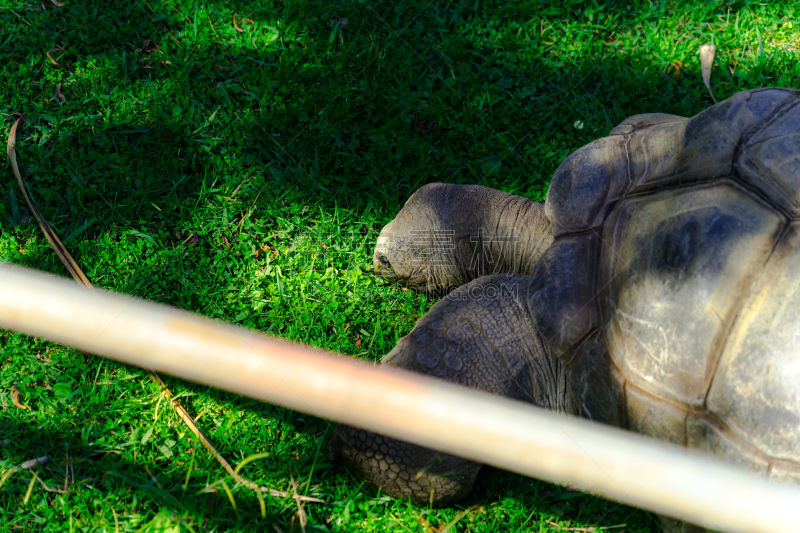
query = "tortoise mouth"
(373, 263, 403, 283)
(373, 249, 406, 283)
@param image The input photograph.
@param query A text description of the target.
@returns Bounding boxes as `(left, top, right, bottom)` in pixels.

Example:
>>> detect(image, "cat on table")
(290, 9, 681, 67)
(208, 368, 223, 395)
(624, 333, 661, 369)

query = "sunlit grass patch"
(1, 0, 798, 530)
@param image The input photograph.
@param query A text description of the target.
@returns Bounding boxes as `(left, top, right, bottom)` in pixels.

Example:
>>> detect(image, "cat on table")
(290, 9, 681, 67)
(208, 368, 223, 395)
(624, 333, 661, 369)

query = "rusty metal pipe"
(0, 263, 797, 532)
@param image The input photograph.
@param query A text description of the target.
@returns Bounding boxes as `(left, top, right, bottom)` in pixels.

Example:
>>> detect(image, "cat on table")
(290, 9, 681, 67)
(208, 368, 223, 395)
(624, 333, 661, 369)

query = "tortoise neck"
(454, 190, 554, 282)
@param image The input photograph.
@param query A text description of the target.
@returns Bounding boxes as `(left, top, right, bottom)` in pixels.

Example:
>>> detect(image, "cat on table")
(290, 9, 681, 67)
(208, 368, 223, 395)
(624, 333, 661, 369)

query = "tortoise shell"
(530, 88, 800, 484)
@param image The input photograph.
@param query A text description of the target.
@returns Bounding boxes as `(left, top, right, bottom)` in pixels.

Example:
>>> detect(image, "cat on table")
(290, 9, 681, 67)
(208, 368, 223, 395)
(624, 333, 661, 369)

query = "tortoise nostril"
(376, 253, 392, 270)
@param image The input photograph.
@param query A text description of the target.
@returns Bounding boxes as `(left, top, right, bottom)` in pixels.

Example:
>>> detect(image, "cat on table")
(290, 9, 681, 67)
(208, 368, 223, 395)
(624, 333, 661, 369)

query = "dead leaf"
(255, 244, 277, 258)
(662, 60, 682, 76)
(355, 333, 362, 349)
(54, 83, 65, 105)
(21, 456, 49, 469)
(415, 514, 444, 533)
(46, 50, 61, 67)
(50, 0, 64, 6)
(1, 396, 7, 409)
(233, 13, 245, 33)
(242, 18, 255, 27)
(699, 44, 717, 103)
(11, 386, 28, 410)
(45, 44, 71, 70)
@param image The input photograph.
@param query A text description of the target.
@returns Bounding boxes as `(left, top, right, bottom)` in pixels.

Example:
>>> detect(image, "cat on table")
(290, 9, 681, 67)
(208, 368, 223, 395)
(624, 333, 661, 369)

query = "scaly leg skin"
(327, 424, 481, 505)
(328, 274, 578, 505)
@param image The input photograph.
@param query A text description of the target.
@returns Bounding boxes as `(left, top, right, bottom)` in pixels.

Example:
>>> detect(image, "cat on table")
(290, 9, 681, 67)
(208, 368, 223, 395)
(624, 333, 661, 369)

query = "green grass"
(0, 0, 798, 531)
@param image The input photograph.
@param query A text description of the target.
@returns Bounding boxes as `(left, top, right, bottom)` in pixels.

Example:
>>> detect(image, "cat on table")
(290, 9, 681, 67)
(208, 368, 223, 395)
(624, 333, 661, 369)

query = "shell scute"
(685, 415, 770, 474)
(563, 332, 626, 427)
(600, 183, 784, 405)
(708, 222, 800, 464)
(546, 89, 797, 237)
(736, 98, 800, 215)
(626, 385, 686, 445)
(528, 233, 600, 356)
(545, 136, 630, 235)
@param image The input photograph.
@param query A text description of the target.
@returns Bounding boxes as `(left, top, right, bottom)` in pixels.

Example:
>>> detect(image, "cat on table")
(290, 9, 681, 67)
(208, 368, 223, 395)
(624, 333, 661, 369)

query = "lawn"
(1, 0, 798, 531)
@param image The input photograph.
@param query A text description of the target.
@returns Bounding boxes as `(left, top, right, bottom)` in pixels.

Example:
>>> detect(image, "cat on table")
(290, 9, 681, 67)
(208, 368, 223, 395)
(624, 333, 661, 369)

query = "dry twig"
(6, 117, 322, 506)
(290, 475, 308, 533)
(164, 1, 191, 23)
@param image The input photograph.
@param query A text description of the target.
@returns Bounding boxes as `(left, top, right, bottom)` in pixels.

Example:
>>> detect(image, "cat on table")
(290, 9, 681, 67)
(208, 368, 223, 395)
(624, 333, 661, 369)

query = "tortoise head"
(374, 183, 554, 294)
(373, 184, 462, 294)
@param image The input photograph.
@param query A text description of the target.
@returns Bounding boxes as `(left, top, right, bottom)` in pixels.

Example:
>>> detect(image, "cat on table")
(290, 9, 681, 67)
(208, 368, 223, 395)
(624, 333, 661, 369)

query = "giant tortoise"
(328, 88, 800, 531)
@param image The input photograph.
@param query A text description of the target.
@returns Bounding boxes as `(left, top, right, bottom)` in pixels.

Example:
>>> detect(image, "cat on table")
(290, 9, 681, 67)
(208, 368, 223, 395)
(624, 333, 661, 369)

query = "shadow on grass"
(6, 0, 742, 239)
(0, 402, 656, 532)
(0, 371, 341, 530)
(2, 0, 797, 530)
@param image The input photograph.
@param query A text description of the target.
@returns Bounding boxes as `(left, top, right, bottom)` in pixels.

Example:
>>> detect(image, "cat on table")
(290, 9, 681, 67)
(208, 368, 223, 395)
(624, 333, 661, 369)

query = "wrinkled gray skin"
(372, 183, 553, 295)
(327, 184, 568, 504)
(330, 89, 800, 533)
(328, 274, 577, 504)
(327, 184, 717, 532)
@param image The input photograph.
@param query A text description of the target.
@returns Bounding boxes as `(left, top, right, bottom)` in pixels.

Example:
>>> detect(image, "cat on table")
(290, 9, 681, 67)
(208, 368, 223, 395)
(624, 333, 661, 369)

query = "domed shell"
(538, 88, 800, 482)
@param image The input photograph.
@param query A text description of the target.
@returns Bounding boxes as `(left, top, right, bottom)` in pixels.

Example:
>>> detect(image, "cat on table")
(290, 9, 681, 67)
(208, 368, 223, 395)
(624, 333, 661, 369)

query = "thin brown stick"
(164, 0, 191, 23)
(206, 12, 237, 69)
(546, 520, 628, 532)
(4, 9, 32, 26)
(289, 475, 308, 533)
(150, 373, 322, 502)
(206, 11, 248, 93)
(6, 118, 321, 505)
(143, 2, 185, 48)
(7, 117, 91, 286)
(38, 478, 68, 494)
(0, 6, 43, 12)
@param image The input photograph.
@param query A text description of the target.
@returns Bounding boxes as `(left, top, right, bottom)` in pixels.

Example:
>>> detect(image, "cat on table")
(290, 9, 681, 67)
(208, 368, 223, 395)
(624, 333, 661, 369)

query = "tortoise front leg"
(328, 273, 577, 504)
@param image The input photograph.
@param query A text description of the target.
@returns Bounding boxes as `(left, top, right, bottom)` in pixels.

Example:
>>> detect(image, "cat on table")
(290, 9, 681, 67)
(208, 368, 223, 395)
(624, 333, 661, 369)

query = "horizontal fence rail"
(0, 263, 798, 532)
